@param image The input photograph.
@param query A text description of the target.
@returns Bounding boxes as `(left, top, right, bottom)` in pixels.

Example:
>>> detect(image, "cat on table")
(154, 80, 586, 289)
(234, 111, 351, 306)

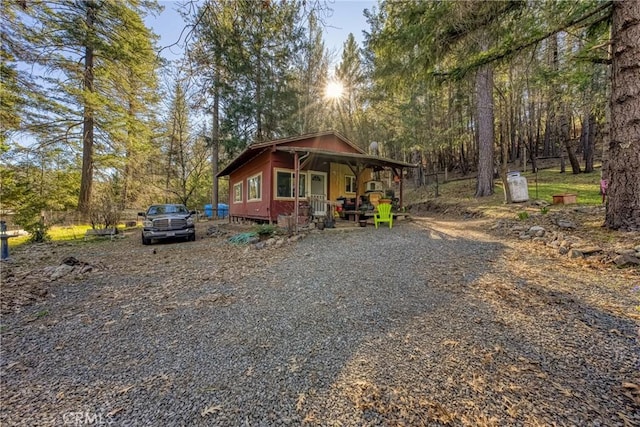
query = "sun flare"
(325, 81, 344, 99)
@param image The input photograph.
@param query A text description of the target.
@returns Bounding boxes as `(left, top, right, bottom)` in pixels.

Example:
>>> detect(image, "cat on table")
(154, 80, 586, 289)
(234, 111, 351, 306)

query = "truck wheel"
(142, 234, 151, 245)
(189, 233, 196, 242)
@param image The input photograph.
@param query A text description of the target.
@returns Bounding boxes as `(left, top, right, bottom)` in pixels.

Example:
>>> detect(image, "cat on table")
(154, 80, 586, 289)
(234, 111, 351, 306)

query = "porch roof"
(273, 147, 417, 171)
(216, 130, 416, 177)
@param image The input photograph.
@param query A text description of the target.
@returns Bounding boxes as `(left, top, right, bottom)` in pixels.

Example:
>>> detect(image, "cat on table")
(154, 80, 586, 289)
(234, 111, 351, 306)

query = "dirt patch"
(0, 221, 292, 315)
(408, 199, 484, 219)
(1, 215, 638, 426)
(409, 198, 639, 265)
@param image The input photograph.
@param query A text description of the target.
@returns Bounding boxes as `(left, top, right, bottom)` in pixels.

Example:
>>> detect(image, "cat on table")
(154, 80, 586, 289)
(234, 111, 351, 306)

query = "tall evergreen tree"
(187, 0, 305, 149)
(605, 0, 640, 230)
(334, 33, 365, 146)
(0, 0, 40, 149)
(365, 0, 626, 208)
(162, 81, 209, 206)
(292, 11, 330, 134)
(10, 0, 162, 213)
(367, 1, 523, 196)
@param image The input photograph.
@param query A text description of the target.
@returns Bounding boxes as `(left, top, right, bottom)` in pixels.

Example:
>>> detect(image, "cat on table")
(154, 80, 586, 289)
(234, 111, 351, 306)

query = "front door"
(309, 172, 327, 216)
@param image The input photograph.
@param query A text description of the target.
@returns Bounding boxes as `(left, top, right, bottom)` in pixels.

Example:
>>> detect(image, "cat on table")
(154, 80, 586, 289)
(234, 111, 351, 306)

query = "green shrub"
(517, 211, 529, 221)
(13, 201, 50, 243)
(253, 224, 277, 237)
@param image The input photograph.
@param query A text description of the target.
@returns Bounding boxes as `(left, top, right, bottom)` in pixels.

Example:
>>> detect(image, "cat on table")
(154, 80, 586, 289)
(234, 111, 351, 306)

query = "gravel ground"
(1, 219, 639, 426)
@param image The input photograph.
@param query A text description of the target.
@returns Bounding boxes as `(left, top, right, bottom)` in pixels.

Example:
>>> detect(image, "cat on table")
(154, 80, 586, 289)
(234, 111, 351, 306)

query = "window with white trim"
(275, 169, 306, 199)
(247, 173, 262, 201)
(233, 182, 243, 203)
(345, 175, 356, 193)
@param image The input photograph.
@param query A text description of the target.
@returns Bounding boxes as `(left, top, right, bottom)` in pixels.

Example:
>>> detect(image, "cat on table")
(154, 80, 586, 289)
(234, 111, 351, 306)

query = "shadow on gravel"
(1, 222, 638, 426)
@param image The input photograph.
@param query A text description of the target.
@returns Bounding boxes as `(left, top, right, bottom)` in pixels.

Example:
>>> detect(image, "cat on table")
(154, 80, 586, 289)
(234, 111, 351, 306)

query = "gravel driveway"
(1, 220, 638, 426)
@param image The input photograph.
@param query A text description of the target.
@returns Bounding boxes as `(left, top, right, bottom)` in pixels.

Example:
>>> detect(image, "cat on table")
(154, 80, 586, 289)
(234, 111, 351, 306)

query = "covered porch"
(275, 147, 416, 231)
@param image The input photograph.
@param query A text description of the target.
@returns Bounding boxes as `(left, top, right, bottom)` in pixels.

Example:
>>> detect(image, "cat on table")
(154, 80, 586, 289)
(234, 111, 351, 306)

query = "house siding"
(328, 163, 372, 201)
(228, 151, 272, 221)
(225, 132, 380, 222)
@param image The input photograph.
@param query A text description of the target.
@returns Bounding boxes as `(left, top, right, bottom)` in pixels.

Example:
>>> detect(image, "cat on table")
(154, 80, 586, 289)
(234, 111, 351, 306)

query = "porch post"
(294, 152, 299, 234)
(399, 168, 404, 209)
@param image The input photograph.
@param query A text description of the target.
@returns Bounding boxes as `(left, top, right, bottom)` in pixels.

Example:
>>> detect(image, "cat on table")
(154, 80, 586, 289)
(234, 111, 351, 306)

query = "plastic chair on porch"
(374, 203, 393, 229)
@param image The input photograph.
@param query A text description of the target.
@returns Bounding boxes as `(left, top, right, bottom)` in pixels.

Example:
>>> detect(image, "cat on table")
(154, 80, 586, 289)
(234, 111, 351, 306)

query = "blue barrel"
(204, 204, 213, 218)
(217, 203, 229, 218)
(204, 203, 229, 218)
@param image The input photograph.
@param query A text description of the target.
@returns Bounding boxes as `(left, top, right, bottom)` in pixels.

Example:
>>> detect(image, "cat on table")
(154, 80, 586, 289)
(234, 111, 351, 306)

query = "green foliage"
(527, 169, 602, 205)
(228, 232, 258, 244)
(4, 0, 622, 228)
(6, 0, 162, 212)
(253, 224, 277, 238)
(13, 201, 50, 243)
(36, 310, 49, 319)
(8, 224, 118, 248)
(363, 0, 612, 198)
(159, 82, 211, 208)
(540, 206, 550, 215)
(189, 0, 307, 145)
(1, 145, 80, 216)
(3, 145, 81, 244)
(517, 211, 529, 221)
(290, 11, 330, 134)
(89, 183, 121, 230)
(0, 62, 22, 145)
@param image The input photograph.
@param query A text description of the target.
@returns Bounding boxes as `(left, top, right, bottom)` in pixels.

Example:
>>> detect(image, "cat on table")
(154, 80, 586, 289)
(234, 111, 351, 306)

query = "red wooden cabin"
(217, 131, 415, 223)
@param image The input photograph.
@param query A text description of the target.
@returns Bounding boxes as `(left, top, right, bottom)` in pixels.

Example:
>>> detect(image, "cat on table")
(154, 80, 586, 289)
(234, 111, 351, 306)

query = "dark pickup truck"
(138, 204, 196, 245)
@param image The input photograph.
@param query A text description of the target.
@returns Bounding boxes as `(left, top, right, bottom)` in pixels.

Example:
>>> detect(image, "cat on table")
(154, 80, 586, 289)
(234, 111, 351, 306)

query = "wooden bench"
(84, 228, 117, 241)
(342, 210, 411, 222)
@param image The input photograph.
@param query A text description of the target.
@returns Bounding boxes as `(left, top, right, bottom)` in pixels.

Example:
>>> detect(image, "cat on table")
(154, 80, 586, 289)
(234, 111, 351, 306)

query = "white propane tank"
(507, 172, 529, 202)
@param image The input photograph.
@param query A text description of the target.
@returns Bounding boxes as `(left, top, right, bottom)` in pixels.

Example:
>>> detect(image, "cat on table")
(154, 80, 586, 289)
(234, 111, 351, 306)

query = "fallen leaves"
(621, 382, 640, 405)
(117, 385, 134, 395)
(201, 404, 222, 417)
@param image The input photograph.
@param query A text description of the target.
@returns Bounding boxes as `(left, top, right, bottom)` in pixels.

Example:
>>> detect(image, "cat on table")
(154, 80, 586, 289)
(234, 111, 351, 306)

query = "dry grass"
(404, 168, 638, 257)
(405, 167, 603, 215)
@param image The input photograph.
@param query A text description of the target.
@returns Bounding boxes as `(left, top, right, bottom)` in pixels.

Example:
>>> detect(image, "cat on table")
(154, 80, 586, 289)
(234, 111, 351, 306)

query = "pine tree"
(605, 0, 640, 230)
(291, 11, 330, 134)
(334, 33, 365, 145)
(11, 0, 162, 213)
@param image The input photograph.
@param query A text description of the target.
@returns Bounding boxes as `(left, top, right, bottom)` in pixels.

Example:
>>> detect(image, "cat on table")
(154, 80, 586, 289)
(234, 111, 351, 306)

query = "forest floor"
(1, 196, 639, 425)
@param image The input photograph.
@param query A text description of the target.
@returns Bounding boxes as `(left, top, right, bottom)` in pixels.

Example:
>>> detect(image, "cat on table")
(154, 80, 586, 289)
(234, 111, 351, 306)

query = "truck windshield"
(147, 205, 188, 215)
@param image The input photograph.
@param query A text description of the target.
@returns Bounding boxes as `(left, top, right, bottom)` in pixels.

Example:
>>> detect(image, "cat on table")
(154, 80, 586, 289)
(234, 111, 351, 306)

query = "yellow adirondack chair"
(374, 203, 393, 229)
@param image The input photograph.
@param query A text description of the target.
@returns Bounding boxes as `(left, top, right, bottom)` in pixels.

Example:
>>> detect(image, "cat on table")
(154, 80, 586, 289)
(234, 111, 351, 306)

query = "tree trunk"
(411, 149, 422, 187)
(211, 69, 220, 219)
(499, 120, 512, 204)
(564, 141, 582, 174)
(475, 63, 495, 197)
(255, 12, 264, 142)
(582, 113, 596, 173)
(526, 80, 539, 172)
(605, 0, 640, 230)
(561, 113, 581, 174)
(542, 116, 553, 157)
(121, 95, 134, 210)
(543, 34, 559, 159)
(78, 1, 97, 214)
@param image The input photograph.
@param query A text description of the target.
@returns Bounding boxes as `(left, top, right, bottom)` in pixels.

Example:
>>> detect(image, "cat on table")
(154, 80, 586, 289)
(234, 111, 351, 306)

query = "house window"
(275, 169, 306, 199)
(233, 182, 243, 203)
(345, 175, 356, 193)
(247, 173, 262, 201)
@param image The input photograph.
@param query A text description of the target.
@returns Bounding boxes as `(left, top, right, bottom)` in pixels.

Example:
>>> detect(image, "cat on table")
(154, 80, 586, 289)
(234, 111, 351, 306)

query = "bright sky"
(147, 0, 376, 66)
